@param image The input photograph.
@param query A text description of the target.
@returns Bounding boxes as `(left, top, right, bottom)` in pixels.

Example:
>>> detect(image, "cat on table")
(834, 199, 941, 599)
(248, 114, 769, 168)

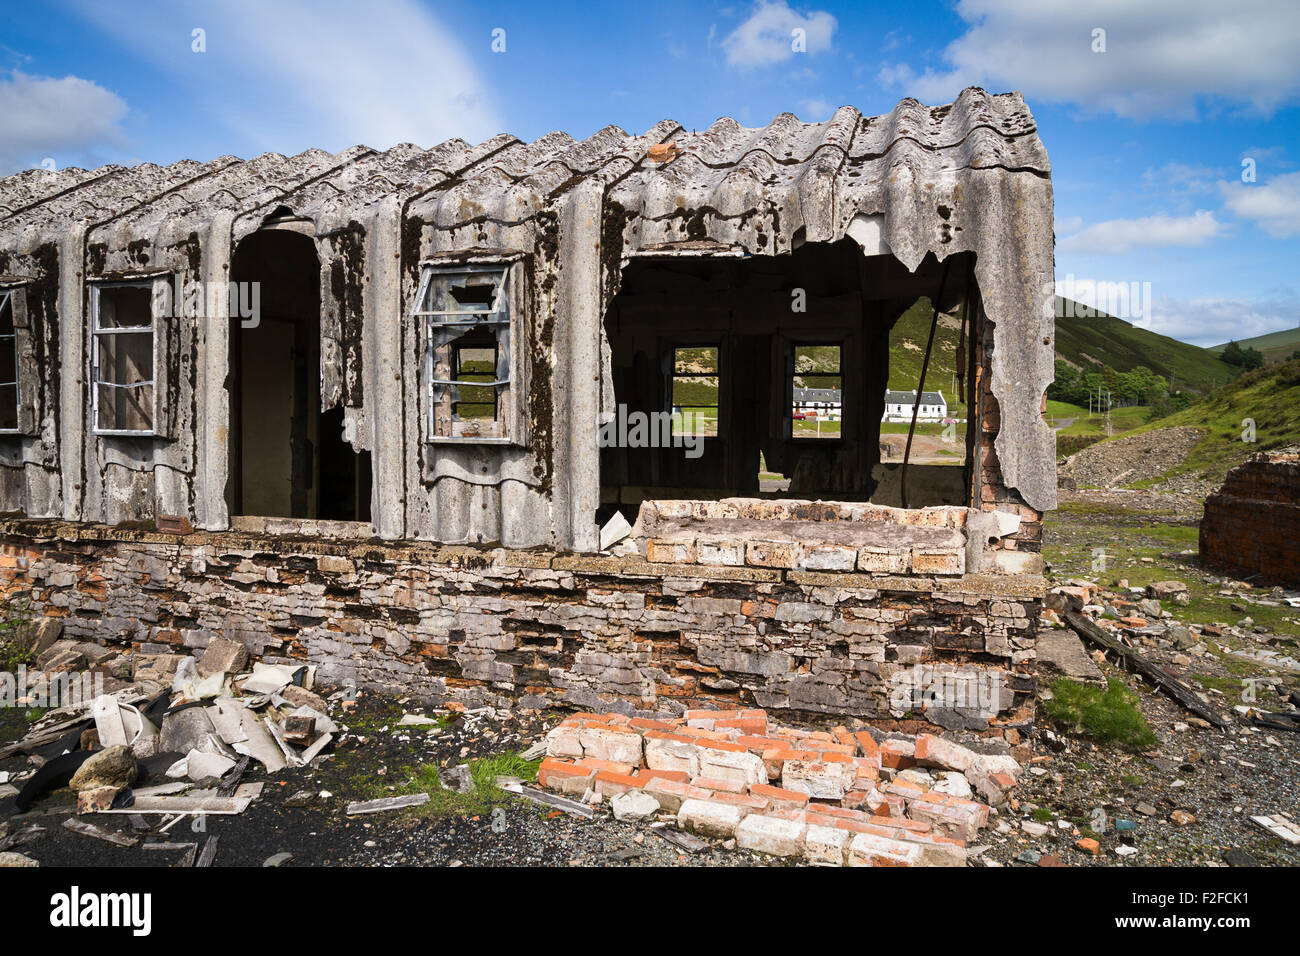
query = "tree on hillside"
(1221, 340, 1264, 370)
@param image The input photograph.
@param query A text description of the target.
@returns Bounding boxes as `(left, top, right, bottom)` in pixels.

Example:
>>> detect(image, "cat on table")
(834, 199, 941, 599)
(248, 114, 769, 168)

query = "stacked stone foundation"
(0, 518, 1042, 744)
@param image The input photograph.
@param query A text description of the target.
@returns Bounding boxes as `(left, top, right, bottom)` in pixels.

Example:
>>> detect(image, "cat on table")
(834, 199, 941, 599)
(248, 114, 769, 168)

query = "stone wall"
(1200, 446, 1300, 586)
(0, 518, 1042, 740)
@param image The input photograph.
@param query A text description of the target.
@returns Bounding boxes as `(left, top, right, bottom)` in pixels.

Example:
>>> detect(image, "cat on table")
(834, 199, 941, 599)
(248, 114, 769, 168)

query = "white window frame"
(90, 279, 162, 437)
(412, 259, 527, 446)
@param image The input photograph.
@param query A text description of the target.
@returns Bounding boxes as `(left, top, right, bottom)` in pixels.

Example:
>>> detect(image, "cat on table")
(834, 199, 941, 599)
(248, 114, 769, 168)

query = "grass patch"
(1042, 677, 1158, 750)
(1032, 806, 1054, 822)
(363, 751, 543, 820)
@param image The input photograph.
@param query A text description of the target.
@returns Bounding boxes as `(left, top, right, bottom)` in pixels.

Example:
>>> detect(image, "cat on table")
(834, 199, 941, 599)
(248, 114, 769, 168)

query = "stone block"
(735, 813, 807, 857)
(678, 798, 746, 838)
(805, 824, 851, 866)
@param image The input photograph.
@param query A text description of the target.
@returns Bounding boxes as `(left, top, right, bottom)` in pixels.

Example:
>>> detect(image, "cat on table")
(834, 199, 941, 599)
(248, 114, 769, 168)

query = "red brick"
(749, 783, 809, 809)
(693, 738, 748, 754)
(629, 717, 676, 733)
(694, 775, 747, 794)
(537, 759, 594, 789)
(575, 757, 637, 776)
(593, 770, 643, 796)
(705, 791, 767, 811)
(634, 768, 690, 785)
(715, 716, 767, 735)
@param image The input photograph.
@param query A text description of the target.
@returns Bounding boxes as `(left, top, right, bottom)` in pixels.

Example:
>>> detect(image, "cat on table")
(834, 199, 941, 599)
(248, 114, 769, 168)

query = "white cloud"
(722, 1, 836, 69)
(1141, 162, 1215, 194)
(1058, 210, 1226, 254)
(67, 0, 504, 154)
(1142, 292, 1300, 347)
(1218, 171, 1300, 238)
(799, 97, 832, 119)
(0, 70, 128, 174)
(877, 0, 1300, 118)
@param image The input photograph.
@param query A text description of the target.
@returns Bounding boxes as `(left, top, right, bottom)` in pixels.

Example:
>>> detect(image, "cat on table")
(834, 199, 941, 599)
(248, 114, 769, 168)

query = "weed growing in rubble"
(1042, 678, 1158, 750)
(363, 752, 542, 821)
(0, 597, 35, 672)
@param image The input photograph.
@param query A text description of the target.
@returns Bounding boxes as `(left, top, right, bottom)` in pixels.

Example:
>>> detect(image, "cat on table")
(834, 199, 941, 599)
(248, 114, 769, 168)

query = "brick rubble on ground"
(539, 707, 1019, 866)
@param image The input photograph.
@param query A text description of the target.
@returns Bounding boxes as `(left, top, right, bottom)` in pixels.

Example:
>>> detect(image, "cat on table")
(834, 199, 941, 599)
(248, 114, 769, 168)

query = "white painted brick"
(735, 813, 807, 857)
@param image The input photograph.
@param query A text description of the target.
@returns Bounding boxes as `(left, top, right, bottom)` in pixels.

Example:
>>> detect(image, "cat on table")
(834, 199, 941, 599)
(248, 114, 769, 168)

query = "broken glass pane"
(96, 382, 154, 432)
(97, 285, 153, 328)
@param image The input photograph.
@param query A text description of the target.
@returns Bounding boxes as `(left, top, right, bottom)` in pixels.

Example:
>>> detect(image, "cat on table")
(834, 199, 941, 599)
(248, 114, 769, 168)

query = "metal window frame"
(415, 263, 515, 444)
(90, 280, 159, 437)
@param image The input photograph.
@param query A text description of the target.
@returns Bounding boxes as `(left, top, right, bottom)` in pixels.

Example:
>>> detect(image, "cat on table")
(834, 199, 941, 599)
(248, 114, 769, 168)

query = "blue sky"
(2, 0, 1298, 347)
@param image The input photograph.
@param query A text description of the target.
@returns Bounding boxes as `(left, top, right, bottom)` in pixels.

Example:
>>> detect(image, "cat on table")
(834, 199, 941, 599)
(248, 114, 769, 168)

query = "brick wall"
(1200, 447, 1300, 586)
(0, 519, 1042, 739)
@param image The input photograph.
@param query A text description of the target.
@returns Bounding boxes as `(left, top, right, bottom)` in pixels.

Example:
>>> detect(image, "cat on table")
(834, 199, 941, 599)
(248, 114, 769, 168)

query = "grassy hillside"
(1055, 297, 1239, 395)
(888, 298, 967, 418)
(1209, 326, 1300, 365)
(1129, 357, 1300, 484)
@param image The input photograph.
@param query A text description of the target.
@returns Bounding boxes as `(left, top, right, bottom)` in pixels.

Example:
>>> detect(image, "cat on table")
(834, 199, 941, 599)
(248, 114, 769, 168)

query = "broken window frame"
(413, 258, 528, 446)
(90, 278, 170, 438)
(0, 289, 21, 435)
(788, 340, 844, 441)
(667, 342, 721, 439)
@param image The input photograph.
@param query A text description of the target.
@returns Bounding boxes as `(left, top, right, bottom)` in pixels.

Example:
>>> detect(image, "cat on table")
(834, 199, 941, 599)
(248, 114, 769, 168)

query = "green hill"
(888, 298, 967, 418)
(1209, 326, 1300, 365)
(1054, 297, 1239, 395)
(1129, 357, 1300, 484)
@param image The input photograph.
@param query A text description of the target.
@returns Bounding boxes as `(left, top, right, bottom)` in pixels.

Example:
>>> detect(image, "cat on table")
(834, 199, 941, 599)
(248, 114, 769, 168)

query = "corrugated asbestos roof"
(0, 87, 1057, 516)
(0, 88, 1048, 258)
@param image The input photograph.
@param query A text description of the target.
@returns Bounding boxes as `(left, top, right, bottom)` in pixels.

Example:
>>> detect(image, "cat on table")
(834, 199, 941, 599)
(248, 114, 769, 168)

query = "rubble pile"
(538, 708, 1021, 866)
(1045, 576, 1300, 717)
(1, 632, 339, 858)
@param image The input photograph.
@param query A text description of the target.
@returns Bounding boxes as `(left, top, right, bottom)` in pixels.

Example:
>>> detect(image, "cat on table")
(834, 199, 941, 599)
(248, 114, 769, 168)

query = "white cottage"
(882, 389, 947, 423)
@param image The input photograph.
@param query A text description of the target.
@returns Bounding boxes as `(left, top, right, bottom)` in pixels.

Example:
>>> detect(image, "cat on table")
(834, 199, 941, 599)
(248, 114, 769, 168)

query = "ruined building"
(1201, 446, 1300, 587)
(0, 88, 1056, 738)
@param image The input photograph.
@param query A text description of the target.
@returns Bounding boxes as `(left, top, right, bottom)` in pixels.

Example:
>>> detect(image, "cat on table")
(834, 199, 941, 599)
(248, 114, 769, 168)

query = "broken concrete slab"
(1035, 628, 1106, 685)
(62, 818, 138, 847)
(186, 750, 237, 782)
(196, 635, 249, 679)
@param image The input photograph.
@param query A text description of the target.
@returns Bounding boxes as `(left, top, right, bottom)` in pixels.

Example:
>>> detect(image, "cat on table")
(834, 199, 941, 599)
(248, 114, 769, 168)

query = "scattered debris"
(346, 793, 431, 816)
(1065, 611, 1230, 728)
(62, 818, 138, 848)
(1249, 813, 1300, 846)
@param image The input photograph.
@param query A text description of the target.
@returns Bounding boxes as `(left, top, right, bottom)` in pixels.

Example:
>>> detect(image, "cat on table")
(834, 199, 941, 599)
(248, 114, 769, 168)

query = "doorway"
(227, 227, 371, 521)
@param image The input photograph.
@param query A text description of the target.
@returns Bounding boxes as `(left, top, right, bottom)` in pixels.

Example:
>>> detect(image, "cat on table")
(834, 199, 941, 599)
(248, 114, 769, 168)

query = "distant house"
(883, 389, 947, 422)
(793, 387, 842, 420)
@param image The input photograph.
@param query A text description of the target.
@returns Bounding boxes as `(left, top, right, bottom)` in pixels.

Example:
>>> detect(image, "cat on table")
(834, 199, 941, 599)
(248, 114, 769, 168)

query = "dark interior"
(599, 242, 981, 525)
(227, 228, 371, 521)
